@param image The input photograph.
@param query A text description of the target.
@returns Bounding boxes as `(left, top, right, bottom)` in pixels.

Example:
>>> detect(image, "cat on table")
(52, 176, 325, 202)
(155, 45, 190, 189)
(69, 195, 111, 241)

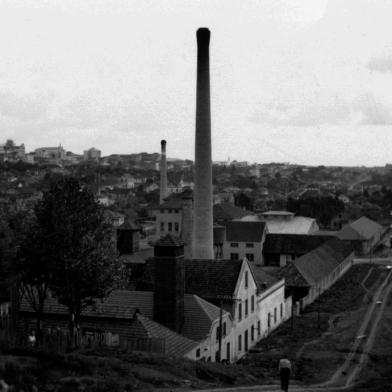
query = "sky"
(1, 0, 392, 166)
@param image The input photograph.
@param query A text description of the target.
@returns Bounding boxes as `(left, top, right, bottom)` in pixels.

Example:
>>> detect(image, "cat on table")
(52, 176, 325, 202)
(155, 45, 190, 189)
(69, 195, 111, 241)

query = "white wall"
(156, 209, 182, 236)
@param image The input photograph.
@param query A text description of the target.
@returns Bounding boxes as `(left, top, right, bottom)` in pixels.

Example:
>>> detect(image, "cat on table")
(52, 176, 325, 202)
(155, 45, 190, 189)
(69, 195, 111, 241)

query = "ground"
(0, 263, 391, 391)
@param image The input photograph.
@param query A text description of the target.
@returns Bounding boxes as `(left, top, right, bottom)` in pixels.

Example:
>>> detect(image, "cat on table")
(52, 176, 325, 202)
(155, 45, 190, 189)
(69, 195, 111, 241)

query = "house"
(34, 145, 65, 161)
(258, 211, 319, 234)
(213, 202, 251, 226)
(263, 234, 334, 267)
(336, 216, 386, 255)
(280, 238, 354, 309)
(185, 258, 260, 360)
(222, 221, 267, 264)
(83, 148, 101, 161)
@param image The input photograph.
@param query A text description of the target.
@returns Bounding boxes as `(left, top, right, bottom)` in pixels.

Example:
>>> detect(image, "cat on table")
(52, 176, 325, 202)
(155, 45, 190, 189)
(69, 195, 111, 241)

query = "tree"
(29, 176, 121, 346)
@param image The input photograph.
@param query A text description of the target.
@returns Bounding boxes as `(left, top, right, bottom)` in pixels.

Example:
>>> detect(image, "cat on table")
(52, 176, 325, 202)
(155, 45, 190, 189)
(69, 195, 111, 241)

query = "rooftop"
(226, 221, 266, 242)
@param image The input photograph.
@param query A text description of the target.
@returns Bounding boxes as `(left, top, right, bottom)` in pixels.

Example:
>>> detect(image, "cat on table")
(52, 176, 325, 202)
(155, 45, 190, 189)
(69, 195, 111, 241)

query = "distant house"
(336, 216, 386, 255)
(213, 202, 251, 226)
(281, 238, 354, 308)
(34, 145, 65, 161)
(222, 221, 267, 265)
(263, 234, 334, 267)
(83, 147, 101, 161)
(258, 211, 319, 234)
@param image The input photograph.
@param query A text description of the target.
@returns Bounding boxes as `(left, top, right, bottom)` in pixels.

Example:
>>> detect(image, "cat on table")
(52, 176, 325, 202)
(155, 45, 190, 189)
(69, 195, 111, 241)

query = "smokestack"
(160, 139, 168, 204)
(193, 28, 214, 260)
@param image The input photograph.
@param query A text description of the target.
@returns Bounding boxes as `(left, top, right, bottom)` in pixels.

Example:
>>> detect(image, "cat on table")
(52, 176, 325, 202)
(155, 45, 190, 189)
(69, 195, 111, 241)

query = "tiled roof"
(248, 264, 279, 292)
(154, 234, 185, 247)
(226, 221, 266, 242)
(263, 234, 333, 255)
(264, 217, 318, 234)
(339, 216, 384, 241)
(20, 290, 154, 319)
(185, 259, 242, 300)
(132, 314, 198, 357)
(282, 238, 353, 287)
(213, 203, 251, 222)
(183, 295, 227, 341)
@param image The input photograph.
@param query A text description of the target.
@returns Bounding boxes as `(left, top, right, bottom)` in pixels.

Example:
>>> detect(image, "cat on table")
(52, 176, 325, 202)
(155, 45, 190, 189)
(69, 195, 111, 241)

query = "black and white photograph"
(0, 1, 391, 391)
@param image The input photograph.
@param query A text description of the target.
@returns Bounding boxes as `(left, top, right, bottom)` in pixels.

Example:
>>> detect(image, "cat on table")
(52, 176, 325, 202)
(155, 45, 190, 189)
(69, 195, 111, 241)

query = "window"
(223, 322, 227, 337)
(238, 303, 242, 321)
(267, 313, 271, 328)
(168, 222, 173, 232)
(160, 222, 164, 232)
(245, 271, 249, 288)
(280, 303, 283, 319)
(174, 222, 179, 232)
(251, 325, 254, 341)
(216, 327, 220, 342)
(230, 253, 239, 260)
(168, 209, 172, 213)
(245, 299, 248, 317)
(196, 348, 201, 358)
(246, 243, 254, 248)
(230, 242, 239, 247)
(245, 253, 254, 262)
(257, 321, 261, 336)
(238, 334, 242, 351)
(274, 307, 277, 323)
(174, 209, 179, 213)
(251, 295, 255, 312)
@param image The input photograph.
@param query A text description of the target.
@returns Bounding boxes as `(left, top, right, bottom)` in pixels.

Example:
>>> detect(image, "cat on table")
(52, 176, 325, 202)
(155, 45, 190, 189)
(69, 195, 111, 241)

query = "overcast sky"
(1, 0, 392, 166)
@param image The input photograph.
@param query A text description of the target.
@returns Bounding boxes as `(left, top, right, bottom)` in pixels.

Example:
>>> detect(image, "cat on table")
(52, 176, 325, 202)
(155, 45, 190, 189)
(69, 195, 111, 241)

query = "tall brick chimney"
(160, 140, 168, 204)
(193, 28, 214, 260)
(153, 235, 185, 333)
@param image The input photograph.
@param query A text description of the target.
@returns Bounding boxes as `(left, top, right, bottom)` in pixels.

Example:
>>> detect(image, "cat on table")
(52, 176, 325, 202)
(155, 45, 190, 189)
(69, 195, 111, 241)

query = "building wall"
(230, 261, 260, 361)
(256, 280, 286, 338)
(222, 233, 266, 265)
(156, 209, 182, 237)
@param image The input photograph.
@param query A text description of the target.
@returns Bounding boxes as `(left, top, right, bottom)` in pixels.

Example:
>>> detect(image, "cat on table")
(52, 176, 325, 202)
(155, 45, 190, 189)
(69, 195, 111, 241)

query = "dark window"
(174, 222, 179, 232)
(238, 334, 242, 351)
(246, 253, 254, 262)
(267, 313, 271, 328)
(230, 253, 239, 260)
(251, 325, 254, 341)
(245, 271, 248, 288)
(223, 322, 227, 337)
(168, 222, 173, 232)
(174, 209, 179, 213)
(216, 327, 220, 342)
(246, 243, 254, 248)
(230, 242, 239, 247)
(280, 303, 283, 319)
(168, 209, 172, 213)
(274, 307, 277, 323)
(257, 321, 261, 336)
(251, 295, 255, 312)
(160, 222, 164, 232)
(196, 348, 201, 358)
(238, 303, 242, 320)
(245, 299, 248, 317)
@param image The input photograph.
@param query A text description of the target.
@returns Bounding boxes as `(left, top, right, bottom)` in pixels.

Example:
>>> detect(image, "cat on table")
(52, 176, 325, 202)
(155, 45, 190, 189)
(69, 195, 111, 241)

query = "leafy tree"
(27, 176, 121, 346)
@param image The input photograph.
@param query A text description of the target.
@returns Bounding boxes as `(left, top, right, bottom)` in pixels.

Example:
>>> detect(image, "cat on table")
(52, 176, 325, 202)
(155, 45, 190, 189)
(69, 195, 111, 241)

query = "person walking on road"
(278, 354, 292, 392)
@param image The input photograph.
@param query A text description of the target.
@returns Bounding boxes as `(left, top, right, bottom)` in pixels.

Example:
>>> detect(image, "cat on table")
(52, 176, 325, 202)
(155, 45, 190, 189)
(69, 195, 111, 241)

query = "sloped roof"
(20, 290, 154, 319)
(263, 234, 332, 255)
(213, 202, 251, 222)
(131, 314, 198, 357)
(185, 259, 243, 300)
(226, 221, 266, 242)
(154, 234, 184, 247)
(347, 216, 384, 240)
(282, 238, 353, 287)
(182, 295, 228, 341)
(265, 217, 318, 234)
(248, 264, 279, 292)
(336, 225, 363, 241)
(159, 190, 193, 209)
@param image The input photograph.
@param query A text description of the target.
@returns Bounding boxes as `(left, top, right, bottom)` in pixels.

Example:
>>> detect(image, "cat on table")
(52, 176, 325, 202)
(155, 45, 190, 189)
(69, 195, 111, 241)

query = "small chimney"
(153, 235, 185, 333)
(160, 140, 168, 204)
(193, 28, 214, 260)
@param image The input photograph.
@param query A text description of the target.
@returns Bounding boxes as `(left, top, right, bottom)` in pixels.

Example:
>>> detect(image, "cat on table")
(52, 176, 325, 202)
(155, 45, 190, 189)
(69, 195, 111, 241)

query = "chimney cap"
(197, 28, 210, 44)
